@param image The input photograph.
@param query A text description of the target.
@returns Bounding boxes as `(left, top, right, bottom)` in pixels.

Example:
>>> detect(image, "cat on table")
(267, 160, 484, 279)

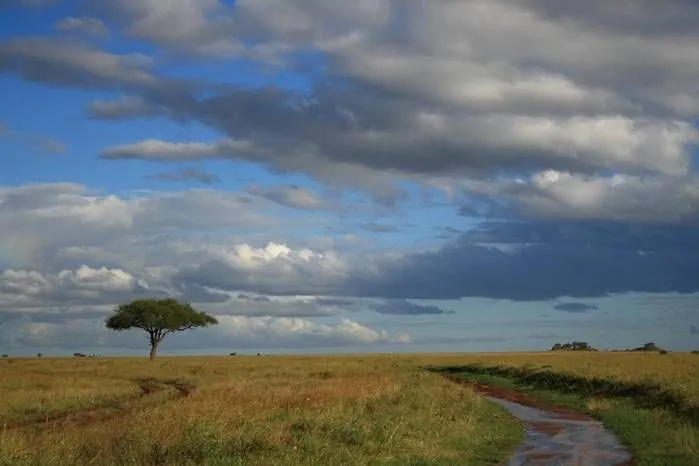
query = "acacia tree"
(106, 298, 218, 360)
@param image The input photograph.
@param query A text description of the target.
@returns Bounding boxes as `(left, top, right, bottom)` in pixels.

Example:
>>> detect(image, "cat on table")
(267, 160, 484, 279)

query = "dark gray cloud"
(553, 302, 598, 313)
(147, 167, 221, 184)
(371, 299, 454, 315)
(339, 222, 699, 301)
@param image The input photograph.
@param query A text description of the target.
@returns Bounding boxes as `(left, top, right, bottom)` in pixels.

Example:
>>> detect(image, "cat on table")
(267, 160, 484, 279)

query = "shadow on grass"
(134, 377, 198, 397)
(427, 364, 699, 427)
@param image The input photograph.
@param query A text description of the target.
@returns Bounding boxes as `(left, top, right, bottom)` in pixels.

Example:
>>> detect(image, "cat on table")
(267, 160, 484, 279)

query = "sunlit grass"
(0, 355, 521, 465)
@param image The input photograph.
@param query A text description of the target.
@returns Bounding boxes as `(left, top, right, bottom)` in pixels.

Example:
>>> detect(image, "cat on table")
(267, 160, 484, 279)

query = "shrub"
(550, 341, 597, 351)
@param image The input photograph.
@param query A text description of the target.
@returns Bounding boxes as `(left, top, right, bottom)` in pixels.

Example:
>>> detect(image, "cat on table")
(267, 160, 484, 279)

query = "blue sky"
(1, 0, 699, 356)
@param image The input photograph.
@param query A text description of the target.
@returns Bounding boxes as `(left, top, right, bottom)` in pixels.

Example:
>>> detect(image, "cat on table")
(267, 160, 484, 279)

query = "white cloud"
(215, 315, 410, 346)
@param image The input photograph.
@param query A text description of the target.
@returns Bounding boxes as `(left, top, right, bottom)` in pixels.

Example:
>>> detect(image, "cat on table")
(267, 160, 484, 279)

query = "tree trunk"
(149, 342, 159, 360)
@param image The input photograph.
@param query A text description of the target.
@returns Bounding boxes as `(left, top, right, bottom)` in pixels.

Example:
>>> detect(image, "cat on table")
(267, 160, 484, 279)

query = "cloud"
(0, 38, 157, 89)
(207, 293, 358, 318)
(371, 299, 454, 315)
(0, 182, 277, 270)
(338, 221, 699, 301)
(553, 302, 598, 313)
(459, 171, 699, 223)
(213, 316, 410, 347)
(4, 1, 699, 352)
(4, 183, 699, 304)
(147, 168, 221, 184)
(0, 265, 156, 311)
(56, 17, 109, 36)
(100, 138, 266, 161)
(247, 184, 325, 210)
(85, 95, 170, 120)
(2, 1, 697, 188)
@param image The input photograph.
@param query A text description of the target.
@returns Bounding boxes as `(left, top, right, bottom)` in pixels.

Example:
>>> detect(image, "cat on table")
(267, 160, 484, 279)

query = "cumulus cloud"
(0, 265, 156, 312)
(553, 302, 598, 313)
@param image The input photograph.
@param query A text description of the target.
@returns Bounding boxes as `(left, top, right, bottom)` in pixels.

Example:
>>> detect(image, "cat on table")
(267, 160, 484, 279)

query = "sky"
(1, 0, 699, 357)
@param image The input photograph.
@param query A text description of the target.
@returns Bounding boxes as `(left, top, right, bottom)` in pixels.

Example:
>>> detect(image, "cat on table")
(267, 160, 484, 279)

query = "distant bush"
(229, 352, 237, 356)
(37, 353, 42, 358)
(691, 350, 699, 355)
(1, 354, 7, 358)
(629, 342, 666, 353)
(550, 341, 597, 351)
(73, 352, 87, 358)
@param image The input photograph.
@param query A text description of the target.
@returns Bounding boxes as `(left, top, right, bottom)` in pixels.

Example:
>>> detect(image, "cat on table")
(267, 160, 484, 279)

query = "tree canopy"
(105, 298, 218, 359)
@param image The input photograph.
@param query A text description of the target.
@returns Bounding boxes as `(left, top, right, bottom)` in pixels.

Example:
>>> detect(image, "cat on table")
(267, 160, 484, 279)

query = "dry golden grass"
(0, 355, 521, 466)
(5, 352, 696, 465)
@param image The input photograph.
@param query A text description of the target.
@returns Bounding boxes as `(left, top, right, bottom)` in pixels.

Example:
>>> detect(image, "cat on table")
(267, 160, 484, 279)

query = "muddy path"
(444, 376, 633, 465)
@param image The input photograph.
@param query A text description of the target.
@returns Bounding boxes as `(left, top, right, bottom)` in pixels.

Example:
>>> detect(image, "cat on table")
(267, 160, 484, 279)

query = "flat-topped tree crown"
(106, 298, 217, 360)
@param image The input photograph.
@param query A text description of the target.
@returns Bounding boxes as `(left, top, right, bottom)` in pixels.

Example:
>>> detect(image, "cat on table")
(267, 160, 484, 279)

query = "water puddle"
(486, 396, 632, 465)
(441, 375, 633, 465)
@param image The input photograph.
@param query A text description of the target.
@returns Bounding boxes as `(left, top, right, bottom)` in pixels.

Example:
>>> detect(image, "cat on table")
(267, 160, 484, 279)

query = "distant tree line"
(550, 341, 671, 353)
(550, 341, 598, 351)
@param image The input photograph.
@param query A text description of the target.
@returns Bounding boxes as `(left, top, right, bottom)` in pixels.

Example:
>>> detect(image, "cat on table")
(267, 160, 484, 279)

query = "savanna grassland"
(1, 352, 698, 465)
(0, 354, 521, 466)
